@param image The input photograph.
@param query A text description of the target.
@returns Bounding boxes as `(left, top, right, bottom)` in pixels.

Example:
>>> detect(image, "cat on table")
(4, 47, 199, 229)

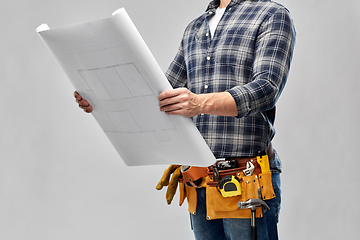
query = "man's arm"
(227, 7, 296, 118)
(158, 88, 238, 117)
(161, 8, 295, 119)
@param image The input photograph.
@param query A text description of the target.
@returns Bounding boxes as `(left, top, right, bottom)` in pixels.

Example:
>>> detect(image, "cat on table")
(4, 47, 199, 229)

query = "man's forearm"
(197, 92, 238, 117)
(158, 88, 238, 117)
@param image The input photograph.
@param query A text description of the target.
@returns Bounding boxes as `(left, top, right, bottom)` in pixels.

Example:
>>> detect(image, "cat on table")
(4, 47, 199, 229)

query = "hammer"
(238, 199, 270, 240)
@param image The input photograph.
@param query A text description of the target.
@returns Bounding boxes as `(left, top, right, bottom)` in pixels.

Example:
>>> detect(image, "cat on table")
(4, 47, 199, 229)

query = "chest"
(182, 9, 264, 65)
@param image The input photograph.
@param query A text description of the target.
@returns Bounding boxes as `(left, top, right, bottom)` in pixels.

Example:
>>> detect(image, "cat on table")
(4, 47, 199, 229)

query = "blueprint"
(36, 8, 216, 166)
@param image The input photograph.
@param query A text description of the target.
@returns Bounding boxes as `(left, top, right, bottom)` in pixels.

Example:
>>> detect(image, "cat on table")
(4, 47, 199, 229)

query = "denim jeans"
(190, 156, 282, 240)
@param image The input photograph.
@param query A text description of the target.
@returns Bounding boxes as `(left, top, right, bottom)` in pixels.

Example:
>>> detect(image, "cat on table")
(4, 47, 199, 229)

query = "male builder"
(75, 0, 295, 239)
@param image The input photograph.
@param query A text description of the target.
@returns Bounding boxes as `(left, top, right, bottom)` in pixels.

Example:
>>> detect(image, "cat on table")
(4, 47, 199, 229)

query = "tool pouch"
(206, 174, 263, 219)
(197, 155, 275, 219)
(179, 155, 275, 219)
(206, 173, 275, 219)
(178, 166, 208, 214)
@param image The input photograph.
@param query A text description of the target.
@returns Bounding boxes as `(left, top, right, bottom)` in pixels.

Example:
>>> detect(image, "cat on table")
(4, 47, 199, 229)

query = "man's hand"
(158, 88, 203, 117)
(74, 91, 93, 113)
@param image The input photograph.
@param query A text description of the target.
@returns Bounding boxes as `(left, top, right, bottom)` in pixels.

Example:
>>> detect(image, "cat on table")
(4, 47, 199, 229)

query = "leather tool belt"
(178, 143, 276, 220)
(179, 143, 274, 188)
(179, 166, 208, 188)
(206, 157, 261, 187)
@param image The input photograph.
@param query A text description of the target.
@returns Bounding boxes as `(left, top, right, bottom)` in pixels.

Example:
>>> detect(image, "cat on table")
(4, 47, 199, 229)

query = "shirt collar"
(206, 0, 247, 12)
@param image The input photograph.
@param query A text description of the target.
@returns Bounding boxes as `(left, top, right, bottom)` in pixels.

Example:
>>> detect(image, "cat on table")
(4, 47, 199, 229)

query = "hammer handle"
(251, 226, 257, 240)
(251, 209, 257, 240)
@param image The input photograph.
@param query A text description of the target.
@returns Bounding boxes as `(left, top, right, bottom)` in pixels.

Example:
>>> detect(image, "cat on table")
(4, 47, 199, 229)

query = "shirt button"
(207, 56, 211, 60)
(206, 33, 209, 37)
(205, 84, 209, 89)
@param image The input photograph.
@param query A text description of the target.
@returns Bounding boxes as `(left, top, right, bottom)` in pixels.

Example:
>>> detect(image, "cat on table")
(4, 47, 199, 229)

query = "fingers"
(82, 104, 93, 113)
(77, 99, 93, 113)
(158, 88, 183, 102)
(74, 91, 82, 101)
(73, 91, 93, 113)
(77, 99, 90, 108)
(158, 88, 188, 108)
(158, 88, 201, 117)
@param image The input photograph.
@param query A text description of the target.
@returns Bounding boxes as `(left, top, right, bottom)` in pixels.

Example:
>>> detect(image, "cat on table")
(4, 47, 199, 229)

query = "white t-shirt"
(208, 7, 226, 38)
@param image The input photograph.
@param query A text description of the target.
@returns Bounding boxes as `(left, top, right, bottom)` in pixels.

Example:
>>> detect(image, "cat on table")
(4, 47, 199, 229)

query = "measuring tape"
(217, 175, 242, 198)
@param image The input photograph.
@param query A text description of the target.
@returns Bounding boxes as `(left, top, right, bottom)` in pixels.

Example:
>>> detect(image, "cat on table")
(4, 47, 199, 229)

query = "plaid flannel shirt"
(165, 0, 296, 158)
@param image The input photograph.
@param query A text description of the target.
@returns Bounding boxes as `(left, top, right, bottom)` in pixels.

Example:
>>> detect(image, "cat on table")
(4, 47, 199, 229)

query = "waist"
(224, 142, 274, 163)
(192, 114, 275, 158)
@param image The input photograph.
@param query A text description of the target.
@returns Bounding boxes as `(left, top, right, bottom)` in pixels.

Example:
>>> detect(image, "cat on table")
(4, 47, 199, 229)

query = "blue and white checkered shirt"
(165, 0, 296, 159)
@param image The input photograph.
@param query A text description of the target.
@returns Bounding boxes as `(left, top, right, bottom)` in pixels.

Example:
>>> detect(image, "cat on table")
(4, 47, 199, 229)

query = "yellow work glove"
(156, 164, 182, 205)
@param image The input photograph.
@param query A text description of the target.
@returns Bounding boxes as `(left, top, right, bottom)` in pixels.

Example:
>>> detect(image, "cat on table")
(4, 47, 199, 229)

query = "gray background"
(1, 0, 359, 239)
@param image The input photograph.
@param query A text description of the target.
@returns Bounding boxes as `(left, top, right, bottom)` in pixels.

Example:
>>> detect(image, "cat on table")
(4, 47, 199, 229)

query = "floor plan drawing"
(36, 8, 216, 166)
